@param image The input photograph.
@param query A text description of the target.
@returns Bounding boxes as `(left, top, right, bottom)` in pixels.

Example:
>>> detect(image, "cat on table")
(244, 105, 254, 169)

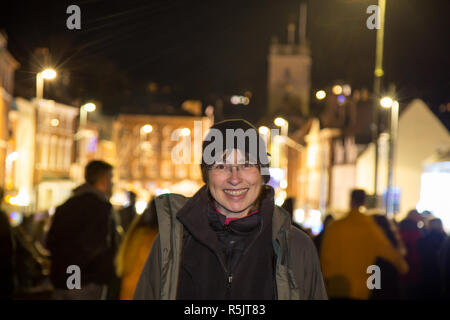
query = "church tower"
(267, 2, 311, 117)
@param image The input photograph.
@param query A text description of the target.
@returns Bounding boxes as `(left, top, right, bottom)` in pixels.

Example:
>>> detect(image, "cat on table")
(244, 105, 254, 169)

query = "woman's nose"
(228, 166, 242, 184)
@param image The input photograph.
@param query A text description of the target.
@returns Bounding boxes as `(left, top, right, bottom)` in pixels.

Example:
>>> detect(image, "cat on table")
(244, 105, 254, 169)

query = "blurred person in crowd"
(320, 189, 408, 300)
(115, 198, 158, 299)
(314, 214, 334, 253)
(370, 212, 405, 300)
(0, 188, 15, 299)
(439, 235, 450, 299)
(397, 209, 424, 299)
(46, 160, 121, 300)
(417, 218, 447, 299)
(119, 191, 137, 233)
(282, 197, 310, 236)
(134, 119, 327, 300)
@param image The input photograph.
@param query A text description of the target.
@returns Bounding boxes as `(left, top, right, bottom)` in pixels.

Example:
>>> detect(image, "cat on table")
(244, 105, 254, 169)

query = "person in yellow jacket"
(320, 189, 409, 300)
(115, 199, 158, 300)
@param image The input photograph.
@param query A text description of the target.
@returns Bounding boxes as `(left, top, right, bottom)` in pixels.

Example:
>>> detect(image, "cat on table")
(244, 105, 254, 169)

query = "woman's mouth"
(223, 188, 249, 196)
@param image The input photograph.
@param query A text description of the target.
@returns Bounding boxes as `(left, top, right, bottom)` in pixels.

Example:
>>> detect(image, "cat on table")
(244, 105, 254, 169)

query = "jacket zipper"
(227, 274, 233, 286)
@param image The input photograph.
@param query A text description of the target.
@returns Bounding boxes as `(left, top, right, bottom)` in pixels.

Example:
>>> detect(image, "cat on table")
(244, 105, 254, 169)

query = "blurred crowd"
(1, 163, 449, 300)
(312, 190, 450, 300)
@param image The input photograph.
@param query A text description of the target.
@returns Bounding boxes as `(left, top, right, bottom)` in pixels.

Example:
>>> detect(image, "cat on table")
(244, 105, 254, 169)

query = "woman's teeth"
(224, 189, 248, 196)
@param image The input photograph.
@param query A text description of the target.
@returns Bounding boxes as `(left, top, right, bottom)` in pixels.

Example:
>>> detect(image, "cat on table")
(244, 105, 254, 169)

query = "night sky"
(1, 0, 449, 127)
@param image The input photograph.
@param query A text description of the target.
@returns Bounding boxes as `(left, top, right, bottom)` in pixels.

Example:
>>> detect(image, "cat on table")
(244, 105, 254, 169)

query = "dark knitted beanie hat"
(201, 119, 270, 184)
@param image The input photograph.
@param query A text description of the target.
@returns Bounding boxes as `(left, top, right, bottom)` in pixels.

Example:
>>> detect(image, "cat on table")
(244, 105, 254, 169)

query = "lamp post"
(36, 68, 57, 101)
(315, 90, 326, 101)
(274, 117, 289, 187)
(274, 117, 288, 137)
(372, 0, 387, 200)
(380, 97, 399, 218)
(139, 124, 153, 169)
(80, 102, 96, 128)
(139, 124, 153, 151)
(381, 97, 399, 217)
(258, 126, 270, 149)
(33, 68, 57, 212)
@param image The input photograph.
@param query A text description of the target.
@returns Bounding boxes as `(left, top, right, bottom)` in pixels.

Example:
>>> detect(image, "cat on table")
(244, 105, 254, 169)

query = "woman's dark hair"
(200, 119, 270, 184)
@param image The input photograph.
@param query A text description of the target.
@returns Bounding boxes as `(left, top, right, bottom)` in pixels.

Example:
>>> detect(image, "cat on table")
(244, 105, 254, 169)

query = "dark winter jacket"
(0, 209, 14, 298)
(134, 185, 328, 300)
(46, 183, 119, 289)
(417, 231, 446, 299)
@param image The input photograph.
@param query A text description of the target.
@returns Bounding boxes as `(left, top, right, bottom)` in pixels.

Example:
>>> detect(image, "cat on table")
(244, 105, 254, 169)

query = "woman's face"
(208, 149, 263, 217)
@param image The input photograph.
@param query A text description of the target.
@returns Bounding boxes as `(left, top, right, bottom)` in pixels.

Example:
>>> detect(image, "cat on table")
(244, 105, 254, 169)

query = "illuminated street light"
(332, 85, 343, 95)
(380, 96, 394, 109)
(231, 95, 250, 105)
(41, 68, 57, 80)
(141, 124, 153, 134)
(274, 117, 287, 127)
(386, 100, 400, 217)
(79, 102, 96, 129)
(50, 118, 59, 127)
(82, 102, 96, 112)
(258, 126, 269, 135)
(315, 90, 326, 100)
(36, 68, 57, 100)
(342, 84, 352, 96)
(180, 128, 191, 136)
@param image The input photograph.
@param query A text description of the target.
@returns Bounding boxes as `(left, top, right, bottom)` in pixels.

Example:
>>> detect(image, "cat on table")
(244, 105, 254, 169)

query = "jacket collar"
(72, 183, 109, 202)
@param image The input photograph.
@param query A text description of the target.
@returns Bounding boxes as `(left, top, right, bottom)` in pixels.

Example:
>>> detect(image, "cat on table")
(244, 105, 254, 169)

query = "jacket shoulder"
(154, 193, 190, 219)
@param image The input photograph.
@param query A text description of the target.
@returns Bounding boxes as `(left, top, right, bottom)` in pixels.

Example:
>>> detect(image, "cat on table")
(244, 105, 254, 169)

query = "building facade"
(34, 99, 79, 211)
(113, 114, 211, 203)
(0, 32, 19, 188)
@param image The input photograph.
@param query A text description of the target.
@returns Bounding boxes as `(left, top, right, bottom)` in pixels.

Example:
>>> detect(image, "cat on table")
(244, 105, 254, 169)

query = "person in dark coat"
(417, 218, 447, 299)
(0, 188, 15, 299)
(370, 213, 404, 300)
(398, 209, 424, 299)
(46, 160, 120, 300)
(439, 235, 450, 299)
(314, 214, 334, 253)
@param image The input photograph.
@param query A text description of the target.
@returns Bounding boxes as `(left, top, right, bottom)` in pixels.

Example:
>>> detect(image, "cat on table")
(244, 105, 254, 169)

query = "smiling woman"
(133, 119, 328, 300)
(207, 149, 263, 219)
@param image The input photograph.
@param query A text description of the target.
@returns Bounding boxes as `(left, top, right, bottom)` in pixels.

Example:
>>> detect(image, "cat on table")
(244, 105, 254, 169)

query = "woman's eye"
(215, 164, 225, 170)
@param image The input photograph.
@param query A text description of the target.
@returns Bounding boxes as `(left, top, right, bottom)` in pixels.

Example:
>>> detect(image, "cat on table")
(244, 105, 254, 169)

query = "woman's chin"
(223, 203, 248, 215)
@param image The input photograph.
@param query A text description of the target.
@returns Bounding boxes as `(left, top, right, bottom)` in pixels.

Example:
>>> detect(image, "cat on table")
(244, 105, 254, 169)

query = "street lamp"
(372, 0, 387, 199)
(274, 117, 288, 136)
(80, 102, 96, 128)
(380, 97, 400, 217)
(141, 124, 153, 134)
(332, 85, 342, 95)
(273, 117, 289, 179)
(36, 68, 57, 100)
(180, 128, 191, 136)
(258, 126, 270, 149)
(33, 68, 57, 211)
(315, 90, 326, 100)
(380, 96, 393, 109)
(139, 124, 153, 166)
